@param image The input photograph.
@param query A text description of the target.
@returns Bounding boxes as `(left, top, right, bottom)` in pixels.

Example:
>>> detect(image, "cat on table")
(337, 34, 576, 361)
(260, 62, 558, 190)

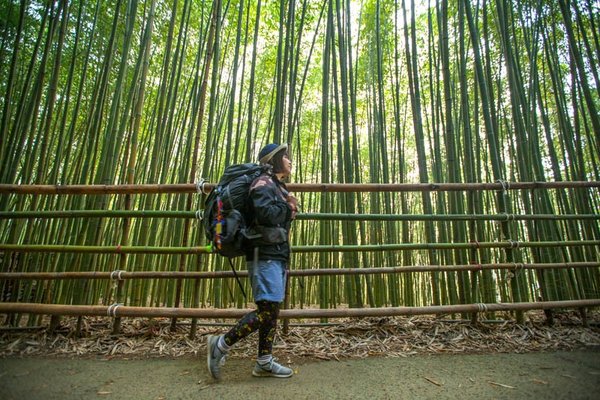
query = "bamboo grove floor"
(1, 310, 599, 361)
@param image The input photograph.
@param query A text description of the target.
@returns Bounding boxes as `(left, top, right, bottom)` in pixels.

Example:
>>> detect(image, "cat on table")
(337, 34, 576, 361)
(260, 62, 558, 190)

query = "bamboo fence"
(1, 181, 599, 332)
(1, 0, 598, 341)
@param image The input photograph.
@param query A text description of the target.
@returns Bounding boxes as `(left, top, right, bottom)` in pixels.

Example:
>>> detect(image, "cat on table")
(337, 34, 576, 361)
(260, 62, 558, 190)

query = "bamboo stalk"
(558, 0, 600, 141)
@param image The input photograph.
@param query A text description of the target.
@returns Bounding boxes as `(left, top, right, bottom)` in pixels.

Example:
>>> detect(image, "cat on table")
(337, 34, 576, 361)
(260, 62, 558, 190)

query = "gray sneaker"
(252, 357, 293, 378)
(206, 335, 227, 380)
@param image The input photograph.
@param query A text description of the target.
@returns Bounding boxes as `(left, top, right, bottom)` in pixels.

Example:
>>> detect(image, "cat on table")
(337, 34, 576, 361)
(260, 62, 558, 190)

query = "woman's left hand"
(286, 195, 298, 219)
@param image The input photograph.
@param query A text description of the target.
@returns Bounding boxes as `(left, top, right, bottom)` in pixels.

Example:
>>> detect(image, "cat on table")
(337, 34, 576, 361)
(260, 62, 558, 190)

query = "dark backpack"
(202, 163, 265, 257)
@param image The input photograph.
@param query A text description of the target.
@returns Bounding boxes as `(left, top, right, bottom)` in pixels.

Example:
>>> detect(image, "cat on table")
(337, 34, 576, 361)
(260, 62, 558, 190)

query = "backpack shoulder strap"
(249, 174, 272, 192)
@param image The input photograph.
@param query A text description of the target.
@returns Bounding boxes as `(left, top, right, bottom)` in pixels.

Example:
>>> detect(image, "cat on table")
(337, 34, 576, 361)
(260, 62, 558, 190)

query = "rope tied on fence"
(507, 240, 521, 249)
(110, 270, 125, 281)
(476, 303, 489, 312)
(503, 212, 516, 222)
(497, 179, 511, 194)
(513, 263, 524, 277)
(195, 210, 203, 220)
(107, 303, 123, 317)
(196, 179, 209, 195)
(513, 263, 524, 270)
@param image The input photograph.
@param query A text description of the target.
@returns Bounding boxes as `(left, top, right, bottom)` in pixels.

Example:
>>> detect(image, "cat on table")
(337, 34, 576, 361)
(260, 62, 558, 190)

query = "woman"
(207, 143, 298, 380)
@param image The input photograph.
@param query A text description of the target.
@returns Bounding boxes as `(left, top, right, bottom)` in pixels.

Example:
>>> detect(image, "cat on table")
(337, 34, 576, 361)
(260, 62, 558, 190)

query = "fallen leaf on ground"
(488, 381, 515, 389)
(424, 377, 443, 386)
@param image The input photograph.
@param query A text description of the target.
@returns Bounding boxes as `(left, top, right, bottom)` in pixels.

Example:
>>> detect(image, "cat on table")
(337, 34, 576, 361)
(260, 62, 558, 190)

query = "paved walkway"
(1, 349, 599, 399)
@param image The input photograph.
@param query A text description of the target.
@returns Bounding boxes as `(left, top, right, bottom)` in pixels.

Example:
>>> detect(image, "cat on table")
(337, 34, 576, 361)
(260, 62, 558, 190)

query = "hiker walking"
(207, 143, 298, 380)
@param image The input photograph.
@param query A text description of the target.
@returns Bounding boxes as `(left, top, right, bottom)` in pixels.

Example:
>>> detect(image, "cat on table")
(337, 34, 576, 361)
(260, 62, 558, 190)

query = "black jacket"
(245, 173, 293, 262)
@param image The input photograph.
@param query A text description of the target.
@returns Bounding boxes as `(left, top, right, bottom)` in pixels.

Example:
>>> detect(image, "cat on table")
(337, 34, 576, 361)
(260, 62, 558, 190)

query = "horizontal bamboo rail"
(299, 213, 600, 221)
(0, 300, 598, 319)
(1, 181, 598, 195)
(291, 241, 600, 252)
(1, 210, 598, 221)
(293, 181, 600, 192)
(1, 240, 598, 254)
(0, 183, 200, 195)
(1, 262, 598, 281)
(0, 210, 197, 219)
(0, 244, 211, 254)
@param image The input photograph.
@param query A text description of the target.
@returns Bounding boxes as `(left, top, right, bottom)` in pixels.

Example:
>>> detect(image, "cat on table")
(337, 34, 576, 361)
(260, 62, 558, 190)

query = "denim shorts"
(247, 259, 287, 303)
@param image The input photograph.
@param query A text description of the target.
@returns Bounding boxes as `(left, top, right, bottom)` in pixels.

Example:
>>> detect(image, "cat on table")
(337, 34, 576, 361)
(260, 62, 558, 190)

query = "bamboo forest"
(0, 0, 599, 326)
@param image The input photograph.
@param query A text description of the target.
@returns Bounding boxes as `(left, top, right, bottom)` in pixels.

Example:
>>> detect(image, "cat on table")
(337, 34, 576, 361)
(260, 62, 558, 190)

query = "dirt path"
(1, 349, 599, 399)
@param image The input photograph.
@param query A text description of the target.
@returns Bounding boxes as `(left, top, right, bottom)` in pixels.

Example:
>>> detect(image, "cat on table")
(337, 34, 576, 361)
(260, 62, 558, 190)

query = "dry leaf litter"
(1, 310, 598, 361)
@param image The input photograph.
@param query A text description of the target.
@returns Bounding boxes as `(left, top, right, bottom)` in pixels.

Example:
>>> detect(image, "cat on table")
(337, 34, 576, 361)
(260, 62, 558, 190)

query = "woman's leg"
(222, 310, 258, 346)
(251, 301, 292, 378)
(222, 300, 279, 348)
(256, 301, 280, 357)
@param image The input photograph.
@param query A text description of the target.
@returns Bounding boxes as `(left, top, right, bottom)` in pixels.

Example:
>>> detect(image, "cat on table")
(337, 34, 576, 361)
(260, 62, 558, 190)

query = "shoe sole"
(252, 370, 293, 378)
(206, 335, 220, 380)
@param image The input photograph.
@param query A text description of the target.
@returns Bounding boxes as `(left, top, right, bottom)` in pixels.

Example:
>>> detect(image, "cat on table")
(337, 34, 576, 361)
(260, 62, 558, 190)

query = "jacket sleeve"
(250, 179, 291, 227)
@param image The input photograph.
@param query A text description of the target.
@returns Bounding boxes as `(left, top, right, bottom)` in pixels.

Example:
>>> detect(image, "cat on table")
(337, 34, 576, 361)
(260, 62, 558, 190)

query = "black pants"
(223, 300, 280, 357)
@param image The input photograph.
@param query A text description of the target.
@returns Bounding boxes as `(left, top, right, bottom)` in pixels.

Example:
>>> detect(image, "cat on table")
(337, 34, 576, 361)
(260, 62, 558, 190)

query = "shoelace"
(219, 354, 227, 367)
(212, 344, 227, 367)
(259, 357, 280, 371)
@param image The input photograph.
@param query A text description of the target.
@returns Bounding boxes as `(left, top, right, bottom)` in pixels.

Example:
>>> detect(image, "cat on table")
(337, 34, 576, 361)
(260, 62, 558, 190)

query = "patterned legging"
(223, 300, 280, 357)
